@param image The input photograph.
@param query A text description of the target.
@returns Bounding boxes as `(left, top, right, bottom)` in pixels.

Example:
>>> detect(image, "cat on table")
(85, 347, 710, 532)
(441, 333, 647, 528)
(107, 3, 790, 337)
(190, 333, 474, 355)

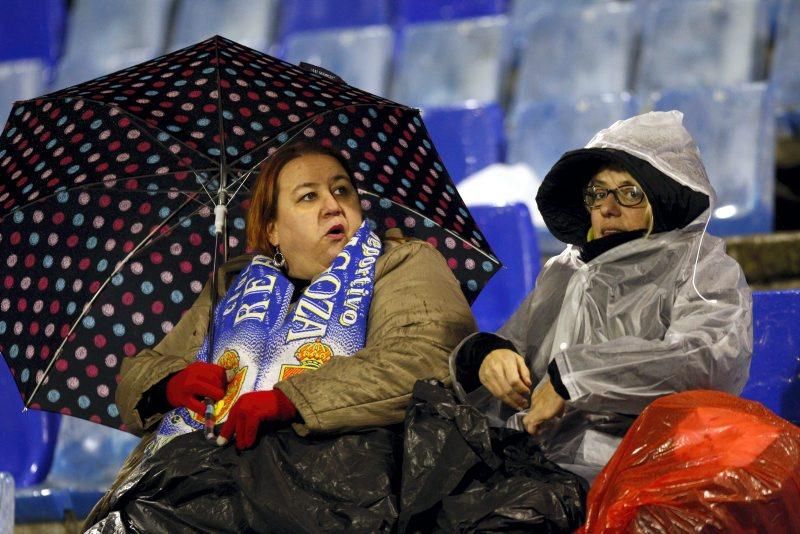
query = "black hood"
(535, 148, 710, 246)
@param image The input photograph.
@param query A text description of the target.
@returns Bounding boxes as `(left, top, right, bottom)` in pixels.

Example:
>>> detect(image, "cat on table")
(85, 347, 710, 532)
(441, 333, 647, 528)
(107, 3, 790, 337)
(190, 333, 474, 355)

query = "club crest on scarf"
(147, 222, 381, 455)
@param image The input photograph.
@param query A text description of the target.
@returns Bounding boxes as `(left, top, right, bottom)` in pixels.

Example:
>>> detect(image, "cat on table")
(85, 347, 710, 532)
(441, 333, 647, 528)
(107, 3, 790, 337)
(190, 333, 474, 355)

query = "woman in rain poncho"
(450, 111, 753, 481)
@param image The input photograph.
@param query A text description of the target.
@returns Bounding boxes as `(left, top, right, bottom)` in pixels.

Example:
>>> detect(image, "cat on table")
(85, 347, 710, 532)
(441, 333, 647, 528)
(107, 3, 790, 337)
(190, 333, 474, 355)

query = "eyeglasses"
(583, 185, 646, 209)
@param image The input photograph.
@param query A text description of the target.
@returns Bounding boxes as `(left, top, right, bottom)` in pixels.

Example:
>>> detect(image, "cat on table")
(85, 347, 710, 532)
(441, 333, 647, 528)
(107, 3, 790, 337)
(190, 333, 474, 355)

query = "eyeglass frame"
(582, 184, 647, 209)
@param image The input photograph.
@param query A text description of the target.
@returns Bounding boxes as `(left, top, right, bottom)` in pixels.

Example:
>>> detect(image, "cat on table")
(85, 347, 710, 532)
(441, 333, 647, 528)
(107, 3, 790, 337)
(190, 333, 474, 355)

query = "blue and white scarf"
(148, 221, 381, 454)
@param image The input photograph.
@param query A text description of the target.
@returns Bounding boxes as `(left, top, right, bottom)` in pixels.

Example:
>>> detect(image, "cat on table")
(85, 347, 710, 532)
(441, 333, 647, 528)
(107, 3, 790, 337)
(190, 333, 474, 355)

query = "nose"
(598, 193, 621, 216)
(320, 191, 343, 216)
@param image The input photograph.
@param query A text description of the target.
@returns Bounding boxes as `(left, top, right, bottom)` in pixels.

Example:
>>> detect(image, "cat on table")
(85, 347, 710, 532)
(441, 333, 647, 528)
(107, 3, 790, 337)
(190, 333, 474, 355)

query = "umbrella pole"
(202, 187, 228, 439)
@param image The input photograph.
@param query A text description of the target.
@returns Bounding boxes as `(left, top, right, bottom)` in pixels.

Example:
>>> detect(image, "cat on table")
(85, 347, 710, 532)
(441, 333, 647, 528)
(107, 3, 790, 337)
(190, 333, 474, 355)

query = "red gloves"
(217, 389, 297, 450)
(165, 362, 227, 414)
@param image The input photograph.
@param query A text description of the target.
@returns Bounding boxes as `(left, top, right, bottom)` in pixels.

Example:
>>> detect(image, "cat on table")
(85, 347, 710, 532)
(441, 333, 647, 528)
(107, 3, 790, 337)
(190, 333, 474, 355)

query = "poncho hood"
(536, 111, 714, 246)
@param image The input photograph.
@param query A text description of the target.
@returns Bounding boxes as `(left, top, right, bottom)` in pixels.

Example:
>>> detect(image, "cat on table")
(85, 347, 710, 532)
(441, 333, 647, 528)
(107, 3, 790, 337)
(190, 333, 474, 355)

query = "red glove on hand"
(165, 362, 227, 414)
(216, 389, 297, 450)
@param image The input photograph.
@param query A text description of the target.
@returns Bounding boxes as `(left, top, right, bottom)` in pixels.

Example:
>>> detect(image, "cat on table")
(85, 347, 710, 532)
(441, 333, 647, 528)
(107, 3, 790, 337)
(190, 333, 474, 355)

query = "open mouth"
(326, 224, 345, 238)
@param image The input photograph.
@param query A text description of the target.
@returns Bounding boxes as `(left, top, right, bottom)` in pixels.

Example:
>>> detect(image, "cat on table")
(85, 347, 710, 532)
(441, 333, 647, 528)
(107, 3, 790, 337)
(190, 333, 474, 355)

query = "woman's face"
(588, 169, 650, 238)
(267, 153, 363, 280)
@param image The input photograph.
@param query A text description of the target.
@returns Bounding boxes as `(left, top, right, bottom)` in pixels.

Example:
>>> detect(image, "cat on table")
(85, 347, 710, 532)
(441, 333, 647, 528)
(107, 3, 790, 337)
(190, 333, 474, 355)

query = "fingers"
(190, 379, 225, 402)
(184, 397, 207, 416)
(217, 403, 237, 446)
(479, 349, 531, 410)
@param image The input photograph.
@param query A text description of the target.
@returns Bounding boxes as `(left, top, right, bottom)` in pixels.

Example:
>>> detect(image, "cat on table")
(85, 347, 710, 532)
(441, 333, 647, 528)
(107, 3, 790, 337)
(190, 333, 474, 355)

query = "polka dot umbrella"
(0, 36, 500, 430)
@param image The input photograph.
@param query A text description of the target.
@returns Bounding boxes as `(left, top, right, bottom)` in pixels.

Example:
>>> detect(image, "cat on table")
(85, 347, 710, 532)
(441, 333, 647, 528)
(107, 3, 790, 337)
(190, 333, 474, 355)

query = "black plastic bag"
(90, 381, 587, 533)
(400, 380, 589, 533)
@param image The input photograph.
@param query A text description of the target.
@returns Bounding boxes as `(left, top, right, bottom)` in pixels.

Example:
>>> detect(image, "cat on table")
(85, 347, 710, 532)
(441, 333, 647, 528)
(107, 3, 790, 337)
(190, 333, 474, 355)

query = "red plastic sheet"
(581, 390, 800, 533)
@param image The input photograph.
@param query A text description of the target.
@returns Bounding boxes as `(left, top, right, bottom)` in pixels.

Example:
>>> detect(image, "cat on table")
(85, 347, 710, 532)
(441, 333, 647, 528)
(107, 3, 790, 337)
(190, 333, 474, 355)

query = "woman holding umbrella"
(450, 111, 752, 482)
(85, 140, 477, 529)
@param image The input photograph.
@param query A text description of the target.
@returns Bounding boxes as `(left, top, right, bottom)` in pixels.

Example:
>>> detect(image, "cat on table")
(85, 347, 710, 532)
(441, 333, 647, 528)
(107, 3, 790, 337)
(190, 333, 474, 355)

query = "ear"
(267, 220, 279, 248)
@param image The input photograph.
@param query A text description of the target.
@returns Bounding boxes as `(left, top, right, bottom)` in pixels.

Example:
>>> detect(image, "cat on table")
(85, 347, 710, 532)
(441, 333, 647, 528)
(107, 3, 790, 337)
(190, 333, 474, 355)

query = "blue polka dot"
(9, 345, 19, 358)
(171, 290, 184, 304)
(86, 236, 97, 249)
(107, 404, 119, 417)
(29, 233, 39, 246)
(147, 183, 158, 195)
(467, 279, 478, 291)
(43, 255, 53, 268)
(141, 281, 154, 294)
(240, 155, 252, 165)
(358, 162, 370, 172)
(90, 119, 103, 129)
(202, 67, 215, 74)
(97, 259, 108, 272)
(423, 218, 436, 228)
(21, 184, 32, 195)
(373, 183, 384, 193)
(250, 121, 263, 131)
(314, 100, 326, 107)
(111, 274, 124, 286)
(388, 156, 398, 166)
(379, 198, 392, 209)
(157, 132, 170, 142)
(67, 165, 80, 175)
(147, 155, 160, 164)
(459, 207, 469, 217)
(34, 161, 45, 172)
(377, 132, 387, 142)
(369, 108, 378, 118)
(445, 184, 456, 195)
(167, 125, 182, 132)
(208, 148, 221, 156)
(413, 116, 422, 126)
(82, 315, 95, 329)
(224, 67, 237, 76)
(56, 116, 68, 126)
(80, 142, 92, 153)
(0, 321, 5, 335)
(222, 110, 233, 120)
(180, 218, 192, 228)
(47, 389, 61, 402)
(482, 261, 494, 272)
(422, 139, 431, 149)
(174, 79, 187, 86)
(415, 201, 426, 211)
(338, 113, 349, 124)
(347, 139, 357, 149)
(13, 211, 23, 223)
(142, 332, 155, 345)
(72, 213, 84, 226)
(145, 90, 159, 96)
(159, 207, 170, 218)
(66, 302, 76, 314)
(277, 132, 288, 142)
(5, 127, 16, 137)
(78, 395, 91, 409)
(366, 218, 377, 230)
(56, 278, 66, 291)
(401, 178, 411, 188)
(226, 146, 238, 156)
(113, 324, 126, 336)
(233, 217, 245, 230)
(197, 117, 210, 127)
(20, 369, 29, 381)
(434, 162, 444, 172)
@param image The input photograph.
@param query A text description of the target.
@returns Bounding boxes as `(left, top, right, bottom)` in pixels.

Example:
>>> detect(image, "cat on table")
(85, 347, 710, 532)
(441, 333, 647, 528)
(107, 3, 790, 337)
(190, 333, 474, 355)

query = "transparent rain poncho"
(451, 111, 753, 481)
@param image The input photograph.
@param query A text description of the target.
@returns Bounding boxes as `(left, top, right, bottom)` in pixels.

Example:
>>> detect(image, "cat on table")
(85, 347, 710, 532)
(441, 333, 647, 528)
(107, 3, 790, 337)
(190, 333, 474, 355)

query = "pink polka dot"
(50, 301, 60, 314)
(55, 359, 68, 372)
(123, 343, 137, 356)
(121, 292, 134, 305)
(3, 276, 13, 289)
(90, 415, 102, 423)
(447, 258, 458, 269)
(151, 301, 164, 314)
(86, 364, 99, 378)
(93, 334, 107, 348)
(180, 261, 192, 273)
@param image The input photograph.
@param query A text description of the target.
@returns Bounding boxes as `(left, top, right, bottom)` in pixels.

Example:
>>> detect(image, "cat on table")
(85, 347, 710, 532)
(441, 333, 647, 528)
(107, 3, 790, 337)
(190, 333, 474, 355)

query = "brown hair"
(246, 142, 353, 255)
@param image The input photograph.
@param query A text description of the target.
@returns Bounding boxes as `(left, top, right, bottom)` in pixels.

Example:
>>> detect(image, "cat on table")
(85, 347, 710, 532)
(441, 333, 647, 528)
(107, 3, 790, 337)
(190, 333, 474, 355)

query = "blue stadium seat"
(394, 0, 508, 26)
(16, 416, 139, 523)
(469, 204, 540, 332)
(279, 0, 390, 38)
(0, 473, 12, 532)
(168, 0, 280, 53)
(0, 0, 67, 66)
(0, 357, 59, 489)
(284, 25, 394, 96)
(770, 0, 800, 136)
(53, 0, 172, 89)
(635, 0, 770, 92)
(421, 103, 505, 184)
(512, 1, 636, 105)
(391, 15, 509, 108)
(0, 60, 47, 127)
(649, 83, 775, 236)
(506, 93, 640, 254)
(742, 290, 800, 424)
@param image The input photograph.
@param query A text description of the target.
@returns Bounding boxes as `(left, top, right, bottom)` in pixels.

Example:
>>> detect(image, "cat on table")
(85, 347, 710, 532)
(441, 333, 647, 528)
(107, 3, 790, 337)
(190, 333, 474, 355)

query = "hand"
(166, 362, 227, 414)
(522, 378, 566, 435)
(478, 348, 532, 410)
(216, 389, 297, 450)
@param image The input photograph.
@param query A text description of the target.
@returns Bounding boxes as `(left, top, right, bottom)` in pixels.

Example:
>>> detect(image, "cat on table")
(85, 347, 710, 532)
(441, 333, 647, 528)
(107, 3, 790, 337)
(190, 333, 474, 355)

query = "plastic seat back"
(422, 103, 505, 184)
(635, 0, 769, 92)
(742, 290, 800, 424)
(506, 93, 639, 254)
(0, 60, 47, 126)
(0, 357, 60, 488)
(770, 0, 800, 136)
(284, 26, 394, 96)
(469, 204, 540, 332)
(0, 0, 67, 65)
(391, 15, 508, 108)
(279, 0, 390, 37)
(513, 1, 636, 105)
(649, 83, 775, 236)
(395, 0, 507, 26)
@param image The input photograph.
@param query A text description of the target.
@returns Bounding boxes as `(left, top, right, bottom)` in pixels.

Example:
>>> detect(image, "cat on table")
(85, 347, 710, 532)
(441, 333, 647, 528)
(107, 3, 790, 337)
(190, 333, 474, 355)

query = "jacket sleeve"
(116, 284, 212, 435)
(275, 241, 477, 435)
(553, 246, 753, 415)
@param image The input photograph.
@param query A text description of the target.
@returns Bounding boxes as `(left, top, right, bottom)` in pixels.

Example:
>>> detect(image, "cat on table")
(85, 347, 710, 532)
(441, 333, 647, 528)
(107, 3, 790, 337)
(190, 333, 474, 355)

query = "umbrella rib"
(24, 192, 201, 409)
(225, 167, 256, 206)
(358, 190, 500, 264)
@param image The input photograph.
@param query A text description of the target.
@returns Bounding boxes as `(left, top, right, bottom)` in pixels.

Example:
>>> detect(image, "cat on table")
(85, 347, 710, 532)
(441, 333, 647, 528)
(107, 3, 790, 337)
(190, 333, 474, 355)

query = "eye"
(299, 191, 316, 202)
(333, 184, 352, 196)
(620, 186, 643, 202)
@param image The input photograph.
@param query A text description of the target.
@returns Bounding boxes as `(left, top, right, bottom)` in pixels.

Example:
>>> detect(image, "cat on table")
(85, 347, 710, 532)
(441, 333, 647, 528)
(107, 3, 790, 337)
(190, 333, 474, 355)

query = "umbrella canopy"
(0, 36, 499, 430)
